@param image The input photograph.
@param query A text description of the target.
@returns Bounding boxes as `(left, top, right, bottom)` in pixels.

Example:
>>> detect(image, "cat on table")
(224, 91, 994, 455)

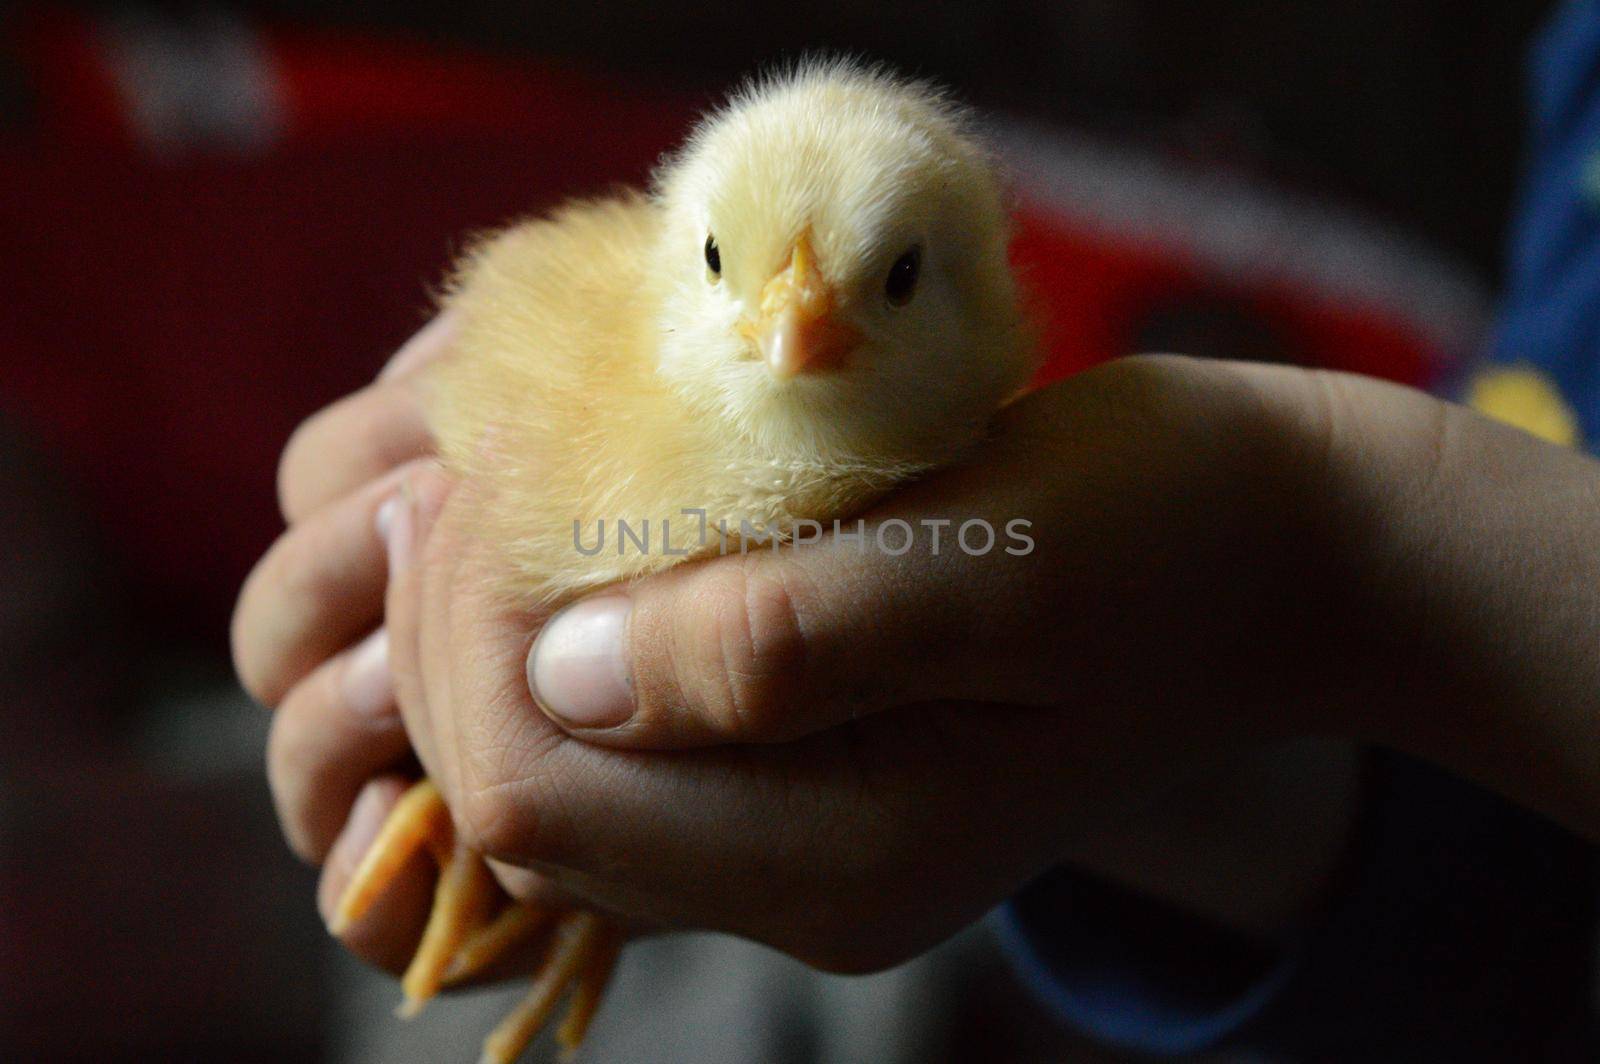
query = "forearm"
(1278, 366, 1600, 838)
(1003, 358, 1600, 935)
(1010, 364, 1599, 1054)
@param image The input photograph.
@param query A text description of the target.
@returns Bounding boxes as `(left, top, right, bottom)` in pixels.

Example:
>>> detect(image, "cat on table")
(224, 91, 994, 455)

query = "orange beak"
(741, 232, 861, 378)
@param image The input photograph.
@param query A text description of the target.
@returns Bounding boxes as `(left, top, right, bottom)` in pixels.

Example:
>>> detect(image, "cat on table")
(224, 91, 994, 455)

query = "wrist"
(1276, 367, 1600, 835)
(1173, 359, 1398, 737)
(1236, 365, 1439, 734)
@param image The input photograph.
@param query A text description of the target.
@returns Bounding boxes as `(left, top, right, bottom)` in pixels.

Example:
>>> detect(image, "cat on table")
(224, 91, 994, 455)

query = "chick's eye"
(704, 234, 721, 278)
(885, 245, 921, 306)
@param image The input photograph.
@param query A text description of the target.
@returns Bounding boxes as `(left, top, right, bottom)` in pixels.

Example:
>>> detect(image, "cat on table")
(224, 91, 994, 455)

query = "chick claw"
(555, 922, 622, 1060)
(444, 902, 551, 985)
(329, 779, 621, 1061)
(331, 778, 452, 936)
(398, 841, 497, 1016)
(481, 911, 609, 1064)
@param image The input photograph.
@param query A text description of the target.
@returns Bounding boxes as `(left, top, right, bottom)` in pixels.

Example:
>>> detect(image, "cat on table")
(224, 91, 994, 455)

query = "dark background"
(11, 1, 1548, 277)
(0, 2, 1557, 1061)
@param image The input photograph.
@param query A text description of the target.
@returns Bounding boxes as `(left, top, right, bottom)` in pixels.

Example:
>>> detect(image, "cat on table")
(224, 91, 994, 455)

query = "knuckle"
(239, 663, 285, 713)
(1093, 355, 1271, 477)
(231, 560, 289, 708)
(456, 777, 546, 865)
(455, 682, 572, 865)
(670, 558, 810, 739)
(274, 517, 342, 618)
(1117, 350, 1192, 378)
(277, 381, 432, 526)
(455, 782, 511, 857)
(235, 508, 364, 709)
(1098, 353, 1198, 421)
(229, 599, 268, 707)
(276, 412, 323, 523)
(264, 703, 318, 862)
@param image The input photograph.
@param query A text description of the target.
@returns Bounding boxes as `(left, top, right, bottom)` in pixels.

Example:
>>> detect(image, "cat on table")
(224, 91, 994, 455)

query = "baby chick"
(332, 60, 1037, 1063)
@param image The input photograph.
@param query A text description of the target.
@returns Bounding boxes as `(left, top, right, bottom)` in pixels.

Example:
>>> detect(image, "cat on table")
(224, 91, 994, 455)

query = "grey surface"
(326, 926, 987, 1064)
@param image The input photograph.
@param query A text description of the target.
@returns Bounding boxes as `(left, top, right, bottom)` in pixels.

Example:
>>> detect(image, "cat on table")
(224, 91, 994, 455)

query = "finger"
(486, 859, 587, 911)
(278, 382, 433, 526)
(318, 777, 610, 986)
(233, 460, 422, 708)
(267, 628, 413, 863)
(380, 310, 458, 382)
(378, 512, 846, 917)
(523, 508, 1042, 750)
(521, 363, 1247, 751)
(318, 775, 436, 976)
(449, 578, 1072, 966)
(383, 462, 458, 788)
(365, 495, 952, 956)
(513, 693, 1232, 973)
(500, 630, 1170, 971)
(277, 312, 456, 525)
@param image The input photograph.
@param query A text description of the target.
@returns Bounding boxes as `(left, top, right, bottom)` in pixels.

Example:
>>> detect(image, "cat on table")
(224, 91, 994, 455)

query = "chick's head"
(653, 62, 1034, 467)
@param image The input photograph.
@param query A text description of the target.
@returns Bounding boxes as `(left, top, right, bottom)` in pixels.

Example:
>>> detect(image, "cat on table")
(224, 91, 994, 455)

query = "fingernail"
(386, 486, 415, 577)
(375, 495, 399, 545)
(341, 629, 394, 719)
(321, 782, 390, 930)
(527, 596, 634, 729)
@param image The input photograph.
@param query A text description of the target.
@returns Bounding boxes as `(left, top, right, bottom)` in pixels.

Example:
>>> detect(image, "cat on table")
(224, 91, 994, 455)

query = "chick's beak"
(742, 233, 861, 378)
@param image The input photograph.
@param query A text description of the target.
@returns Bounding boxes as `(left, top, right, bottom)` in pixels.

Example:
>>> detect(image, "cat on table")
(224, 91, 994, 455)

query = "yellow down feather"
(426, 60, 1037, 605)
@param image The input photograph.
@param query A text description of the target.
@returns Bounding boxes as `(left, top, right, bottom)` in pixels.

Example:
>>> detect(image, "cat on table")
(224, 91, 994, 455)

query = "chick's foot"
(331, 778, 621, 1061)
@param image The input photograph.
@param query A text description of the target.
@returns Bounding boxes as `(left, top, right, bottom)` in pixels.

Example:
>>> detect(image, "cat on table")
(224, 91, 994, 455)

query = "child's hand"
(304, 355, 1398, 972)
(232, 315, 457, 971)
(237, 336, 1600, 978)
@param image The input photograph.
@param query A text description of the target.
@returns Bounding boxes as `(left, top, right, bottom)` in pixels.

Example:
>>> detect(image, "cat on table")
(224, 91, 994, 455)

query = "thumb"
(524, 519, 1048, 748)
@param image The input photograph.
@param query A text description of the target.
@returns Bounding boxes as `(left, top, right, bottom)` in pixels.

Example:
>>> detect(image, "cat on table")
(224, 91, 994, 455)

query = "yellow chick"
(333, 60, 1037, 1063)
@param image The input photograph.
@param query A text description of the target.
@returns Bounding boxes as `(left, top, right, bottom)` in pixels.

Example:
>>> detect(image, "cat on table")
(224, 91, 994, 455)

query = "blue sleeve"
(997, 752, 1594, 1057)
(1477, 0, 1600, 436)
(994, 865, 1297, 1056)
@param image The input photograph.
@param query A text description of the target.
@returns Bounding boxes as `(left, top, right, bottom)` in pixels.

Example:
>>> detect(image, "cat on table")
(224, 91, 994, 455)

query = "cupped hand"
(244, 338, 1600, 980)
(369, 354, 1385, 972)
(232, 315, 461, 971)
